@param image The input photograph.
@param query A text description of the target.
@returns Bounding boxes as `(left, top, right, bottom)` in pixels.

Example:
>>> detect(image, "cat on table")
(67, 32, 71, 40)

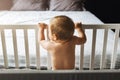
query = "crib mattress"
(0, 11, 120, 68)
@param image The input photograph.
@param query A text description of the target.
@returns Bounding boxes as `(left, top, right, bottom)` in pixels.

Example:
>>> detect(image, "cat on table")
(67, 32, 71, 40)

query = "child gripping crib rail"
(38, 15, 87, 70)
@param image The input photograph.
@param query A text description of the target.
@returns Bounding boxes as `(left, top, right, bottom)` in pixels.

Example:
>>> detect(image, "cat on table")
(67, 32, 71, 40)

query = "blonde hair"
(50, 15, 74, 40)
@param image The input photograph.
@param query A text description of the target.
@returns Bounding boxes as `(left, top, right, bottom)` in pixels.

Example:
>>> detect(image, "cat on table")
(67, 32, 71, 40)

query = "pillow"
(10, 0, 49, 11)
(49, 0, 85, 11)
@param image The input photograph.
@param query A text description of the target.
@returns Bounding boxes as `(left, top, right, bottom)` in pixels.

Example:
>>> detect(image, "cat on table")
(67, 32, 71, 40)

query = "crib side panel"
(0, 24, 120, 70)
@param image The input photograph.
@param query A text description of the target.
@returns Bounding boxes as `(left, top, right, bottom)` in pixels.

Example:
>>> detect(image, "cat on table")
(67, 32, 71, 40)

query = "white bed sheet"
(0, 11, 120, 68)
(0, 11, 104, 55)
(0, 11, 103, 24)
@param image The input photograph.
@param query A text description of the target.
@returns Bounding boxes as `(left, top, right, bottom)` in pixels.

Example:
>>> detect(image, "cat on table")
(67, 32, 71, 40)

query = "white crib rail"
(1, 29, 8, 68)
(0, 24, 120, 70)
(0, 25, 40, 69)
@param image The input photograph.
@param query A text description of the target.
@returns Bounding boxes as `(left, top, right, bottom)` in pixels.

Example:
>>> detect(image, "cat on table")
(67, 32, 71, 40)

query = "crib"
(0, 24, 120, 80)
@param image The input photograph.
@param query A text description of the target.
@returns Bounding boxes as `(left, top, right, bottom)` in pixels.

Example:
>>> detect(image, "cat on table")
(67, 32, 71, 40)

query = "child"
(38, 15, 86, 70)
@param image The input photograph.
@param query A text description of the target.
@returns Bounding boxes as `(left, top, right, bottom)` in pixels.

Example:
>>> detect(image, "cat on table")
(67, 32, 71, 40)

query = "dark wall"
(84, 0, 120, 23)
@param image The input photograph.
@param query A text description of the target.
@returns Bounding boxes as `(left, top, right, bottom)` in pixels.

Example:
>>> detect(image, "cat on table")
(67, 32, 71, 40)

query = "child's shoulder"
(40, 40, 56, 50)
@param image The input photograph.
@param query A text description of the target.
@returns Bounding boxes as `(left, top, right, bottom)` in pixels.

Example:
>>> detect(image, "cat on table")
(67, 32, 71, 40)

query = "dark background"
(84, 0, 120, 23)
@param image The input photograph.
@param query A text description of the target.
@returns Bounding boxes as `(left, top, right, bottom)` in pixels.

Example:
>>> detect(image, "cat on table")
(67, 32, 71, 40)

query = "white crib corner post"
(110, 29, 119, 69)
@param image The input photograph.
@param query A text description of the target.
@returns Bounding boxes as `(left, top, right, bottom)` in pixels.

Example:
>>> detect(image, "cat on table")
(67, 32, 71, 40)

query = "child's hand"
(74, 22, 82, 29)
(38, 23, 48, 29)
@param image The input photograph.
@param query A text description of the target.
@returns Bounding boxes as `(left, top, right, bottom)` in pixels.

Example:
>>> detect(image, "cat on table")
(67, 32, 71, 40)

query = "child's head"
(49, 15, 74, 41)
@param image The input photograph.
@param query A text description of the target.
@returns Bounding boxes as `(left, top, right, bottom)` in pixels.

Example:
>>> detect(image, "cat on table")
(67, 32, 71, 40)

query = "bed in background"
(0, 11, 120, 69)
(0, 0, 120, 80)
(0, 11, 103, 67)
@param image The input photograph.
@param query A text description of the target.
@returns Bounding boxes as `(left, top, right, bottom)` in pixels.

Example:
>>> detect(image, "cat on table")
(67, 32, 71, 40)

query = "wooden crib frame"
(0, 24, 120, 80)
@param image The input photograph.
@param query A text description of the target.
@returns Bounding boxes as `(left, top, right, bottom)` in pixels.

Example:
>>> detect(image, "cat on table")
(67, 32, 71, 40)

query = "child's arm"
(38, 23, 47, 40)
(73, 22, 87, 45)
(38, 23, 51, 50)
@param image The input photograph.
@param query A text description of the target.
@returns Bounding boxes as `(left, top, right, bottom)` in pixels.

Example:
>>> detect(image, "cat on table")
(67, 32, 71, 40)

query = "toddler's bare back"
(48, 40, 75, 70)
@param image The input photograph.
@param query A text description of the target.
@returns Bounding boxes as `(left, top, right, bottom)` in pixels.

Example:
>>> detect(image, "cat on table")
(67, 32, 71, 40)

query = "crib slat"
(80, 29, 85, 70)
(35, 29, 40, 69)
(110, 29, 119, 69)
(90, 29, 97, 70)
(80, 45, 84, 70)
(0, 30, 8, 68)
(100, 29, 108, 69)
(47, 54, 51, 70)
(46, 29, 52, 70)
(0, 24, 120, 71)
(24, 29, 30, 68)
(12, 29, 19, 68)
